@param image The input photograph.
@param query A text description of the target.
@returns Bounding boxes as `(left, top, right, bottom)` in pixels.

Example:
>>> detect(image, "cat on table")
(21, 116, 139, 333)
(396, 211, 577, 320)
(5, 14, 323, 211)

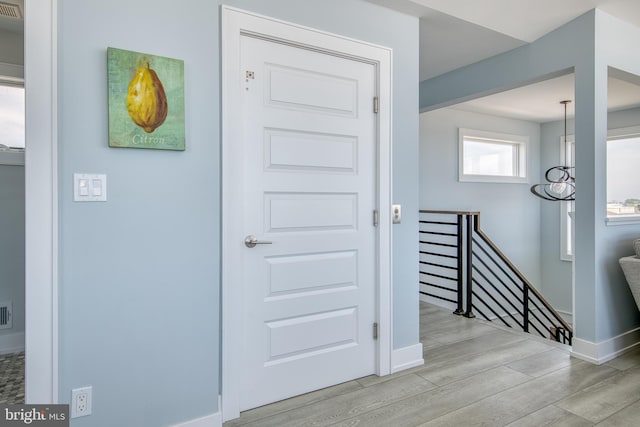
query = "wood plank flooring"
(225, 302, 640, 427)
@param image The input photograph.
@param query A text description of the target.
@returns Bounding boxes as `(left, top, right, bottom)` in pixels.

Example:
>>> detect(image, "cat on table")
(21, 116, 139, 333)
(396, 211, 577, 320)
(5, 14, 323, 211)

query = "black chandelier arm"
(530, 183, 576, 201)
(544, 166, 575, 183)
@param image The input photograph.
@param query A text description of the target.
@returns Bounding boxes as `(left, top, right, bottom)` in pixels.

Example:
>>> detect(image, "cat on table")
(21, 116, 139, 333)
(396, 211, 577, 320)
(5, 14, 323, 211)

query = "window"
(459, 128, 528, 183)
(560, 136, 575, 261)
(606, 126, 640, 224)
(0, 83, 24, 165)
(0, 84, 25, 149)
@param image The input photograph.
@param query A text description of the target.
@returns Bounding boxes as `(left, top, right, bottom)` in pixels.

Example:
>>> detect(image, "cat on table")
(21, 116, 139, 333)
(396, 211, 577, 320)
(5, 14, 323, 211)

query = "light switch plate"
(74, 173, 107, 202)
(392, 204, 402, 224)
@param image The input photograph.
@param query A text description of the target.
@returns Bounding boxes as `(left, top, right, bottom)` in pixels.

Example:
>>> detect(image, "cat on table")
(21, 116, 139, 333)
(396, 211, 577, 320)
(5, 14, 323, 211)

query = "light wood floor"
(224, 302, 640, 426)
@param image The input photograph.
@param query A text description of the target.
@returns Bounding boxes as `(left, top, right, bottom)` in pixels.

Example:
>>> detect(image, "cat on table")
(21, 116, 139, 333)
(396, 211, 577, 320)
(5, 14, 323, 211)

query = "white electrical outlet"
(71, 386, 92, 418)
(392, 204, 402, 224)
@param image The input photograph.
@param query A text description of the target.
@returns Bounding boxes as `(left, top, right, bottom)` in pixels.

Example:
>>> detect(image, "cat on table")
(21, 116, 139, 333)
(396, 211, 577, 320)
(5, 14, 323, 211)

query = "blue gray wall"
(58, 1, 220, 425)
(56, 0, 418, 425)
(0, 164, 24, 352)
(420, 108, 542, 288)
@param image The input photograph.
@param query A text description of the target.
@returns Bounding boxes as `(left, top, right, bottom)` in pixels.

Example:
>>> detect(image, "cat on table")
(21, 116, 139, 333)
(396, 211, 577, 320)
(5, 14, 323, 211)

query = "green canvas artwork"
(107, 47, 185, 150)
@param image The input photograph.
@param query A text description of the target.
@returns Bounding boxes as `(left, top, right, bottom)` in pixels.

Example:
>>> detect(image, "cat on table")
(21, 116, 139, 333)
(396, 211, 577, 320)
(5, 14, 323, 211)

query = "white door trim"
(221, 6, 393, 422)
(24, 0, 59, 403)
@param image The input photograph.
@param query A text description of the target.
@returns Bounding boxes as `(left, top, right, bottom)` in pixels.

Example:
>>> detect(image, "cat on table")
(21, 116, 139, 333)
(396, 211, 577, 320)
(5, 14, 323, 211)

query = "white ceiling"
(452, 74, 640, 123)
(368, 0, 640, 122)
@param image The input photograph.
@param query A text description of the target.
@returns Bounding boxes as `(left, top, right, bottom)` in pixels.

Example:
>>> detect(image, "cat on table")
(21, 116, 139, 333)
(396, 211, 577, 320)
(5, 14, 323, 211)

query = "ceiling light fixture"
(530, 100, 575, 201)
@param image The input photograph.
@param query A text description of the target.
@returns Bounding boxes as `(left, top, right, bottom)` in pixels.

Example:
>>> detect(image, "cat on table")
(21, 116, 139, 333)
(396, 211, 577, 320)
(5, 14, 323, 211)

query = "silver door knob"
(244, 235, 273, 248)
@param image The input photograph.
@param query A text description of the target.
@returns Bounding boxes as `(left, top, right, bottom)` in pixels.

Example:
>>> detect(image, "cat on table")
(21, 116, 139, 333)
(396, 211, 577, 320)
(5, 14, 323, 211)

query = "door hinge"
(373, 96, 379, 114)
(373, 209, 379, 227)
(373, 322, 379, 340)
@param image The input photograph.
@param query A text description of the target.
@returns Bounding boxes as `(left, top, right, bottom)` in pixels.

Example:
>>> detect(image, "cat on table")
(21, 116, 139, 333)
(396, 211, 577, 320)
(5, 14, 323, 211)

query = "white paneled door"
(238, 34, 378, 410)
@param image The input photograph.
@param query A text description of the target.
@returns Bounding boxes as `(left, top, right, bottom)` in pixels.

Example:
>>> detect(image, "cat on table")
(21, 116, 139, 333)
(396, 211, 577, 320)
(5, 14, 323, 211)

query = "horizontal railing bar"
(529, 297, 563, 329)
(419, 241, 458, 249)
(473, 238, 522, 290)
(420, 210, 480, 216)
(419, 281, 457, 292)
(528, 307, 552, 335)
(473, 280, 524, 328)
(472, 252, 524, 306)
(527, 318, 548, 340)
(419, 231, 458, 237)
(471, 265, 524, 313)
(471, 291, 513, 329)
(419, 221, 458, 226)
(472, 304, 492, 322)
(528, 312, 557, 342)
(420, 271, 458, 281)
(419, 291, 457, 304)
(419, 260, 457, 271)
(419, 251, 458, 260)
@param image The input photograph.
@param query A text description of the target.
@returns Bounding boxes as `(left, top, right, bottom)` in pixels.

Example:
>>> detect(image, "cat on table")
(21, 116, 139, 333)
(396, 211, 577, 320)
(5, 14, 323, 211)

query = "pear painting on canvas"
(108, 47, 185, 150)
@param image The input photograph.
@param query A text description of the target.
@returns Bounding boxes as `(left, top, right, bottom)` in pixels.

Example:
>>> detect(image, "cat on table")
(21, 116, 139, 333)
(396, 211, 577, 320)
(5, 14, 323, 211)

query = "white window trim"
(25, 0, 59, 403)
(458, 128, 529, 183)
(605, 125, 640, 226)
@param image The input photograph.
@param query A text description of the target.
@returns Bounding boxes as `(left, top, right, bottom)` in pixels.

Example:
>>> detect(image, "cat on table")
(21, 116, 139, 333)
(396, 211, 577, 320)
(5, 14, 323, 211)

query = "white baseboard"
(0, 332, 25, 355)
(391, 343, 424, 374)
(172, 396, 222, 427)
(571, 327, 640, 365)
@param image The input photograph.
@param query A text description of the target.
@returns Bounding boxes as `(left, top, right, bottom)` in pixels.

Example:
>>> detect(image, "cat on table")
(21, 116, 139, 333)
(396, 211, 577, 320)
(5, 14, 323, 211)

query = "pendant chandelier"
(530, 100, 575, 201)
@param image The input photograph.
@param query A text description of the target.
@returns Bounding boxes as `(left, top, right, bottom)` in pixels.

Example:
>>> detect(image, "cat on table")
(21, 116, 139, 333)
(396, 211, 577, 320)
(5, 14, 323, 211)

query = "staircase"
(419, 210, 572, 345)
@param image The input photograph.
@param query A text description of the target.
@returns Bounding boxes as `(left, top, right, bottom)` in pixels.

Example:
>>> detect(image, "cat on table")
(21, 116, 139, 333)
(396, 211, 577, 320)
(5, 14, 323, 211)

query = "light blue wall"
(56, 1, 418, 425)
(0, 164, 24, 347)
(58, 1, 220, 426)
(420, 108, 542, 286)
(420, 10, 640, 344)
(223, 0, 420, 349)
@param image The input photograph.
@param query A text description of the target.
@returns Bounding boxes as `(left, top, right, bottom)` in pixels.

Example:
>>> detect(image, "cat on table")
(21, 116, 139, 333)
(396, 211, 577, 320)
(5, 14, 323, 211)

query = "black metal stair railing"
(419, 210, 573, 345)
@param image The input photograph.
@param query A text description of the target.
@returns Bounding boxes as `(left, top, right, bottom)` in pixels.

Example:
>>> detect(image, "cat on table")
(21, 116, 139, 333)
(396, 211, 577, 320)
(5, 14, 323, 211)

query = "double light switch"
(74, 173, 107, 202)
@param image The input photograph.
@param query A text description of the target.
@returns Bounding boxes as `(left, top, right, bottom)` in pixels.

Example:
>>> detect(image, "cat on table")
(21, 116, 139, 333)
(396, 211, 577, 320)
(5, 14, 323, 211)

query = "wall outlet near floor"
(71, 386, 92, 418)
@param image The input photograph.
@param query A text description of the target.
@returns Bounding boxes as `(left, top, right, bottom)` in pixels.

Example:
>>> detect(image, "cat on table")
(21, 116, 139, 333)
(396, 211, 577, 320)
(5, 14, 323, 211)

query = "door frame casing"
(221, 6, 393, 422)
(24, 0, 59, 403)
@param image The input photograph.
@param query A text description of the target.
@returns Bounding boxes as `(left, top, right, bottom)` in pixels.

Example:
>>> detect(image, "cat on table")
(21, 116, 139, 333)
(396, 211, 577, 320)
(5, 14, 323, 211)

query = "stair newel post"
(523, 284, 529, 333)
(454, 214, 464, 315)
(464, 214, 475, 318)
